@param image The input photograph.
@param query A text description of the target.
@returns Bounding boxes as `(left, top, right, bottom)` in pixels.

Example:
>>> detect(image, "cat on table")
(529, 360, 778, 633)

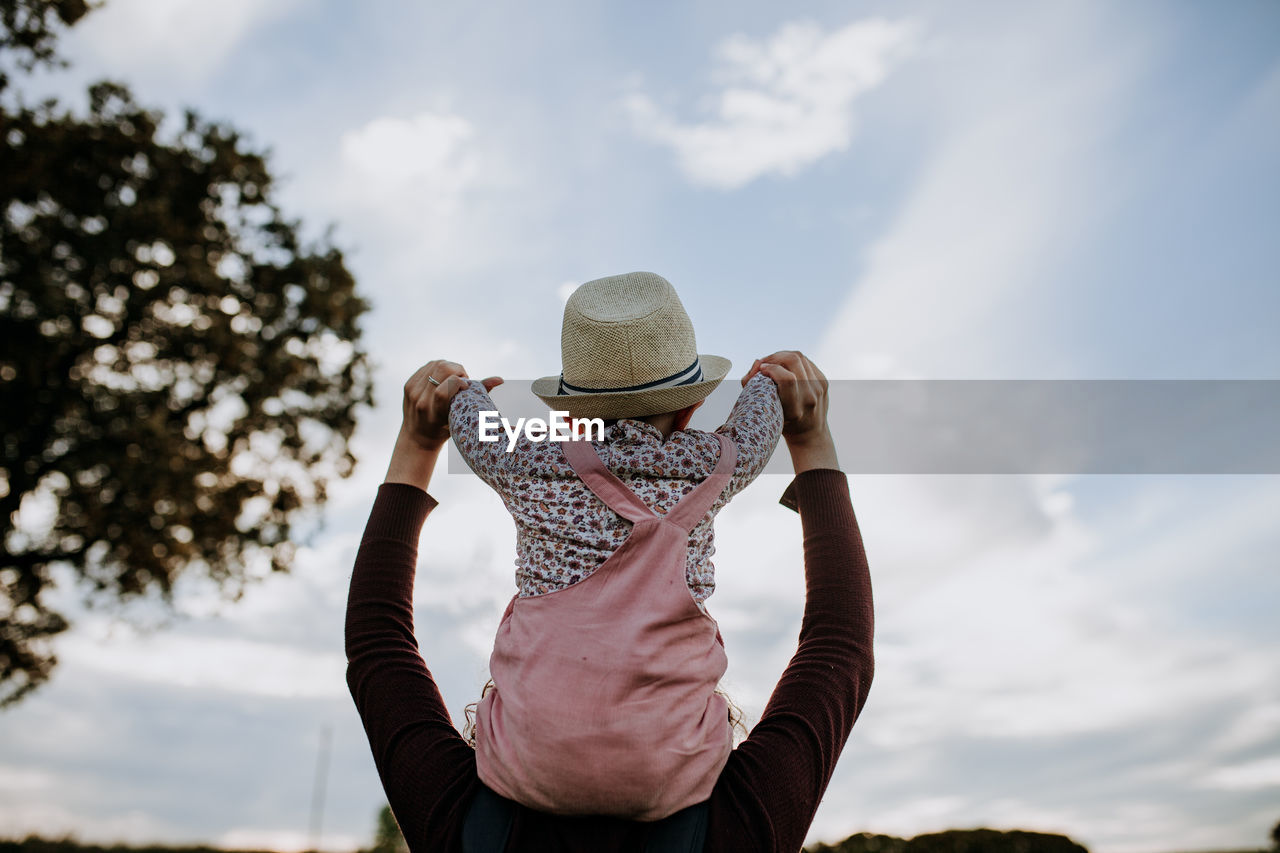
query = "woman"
(345, 351, 874, 852)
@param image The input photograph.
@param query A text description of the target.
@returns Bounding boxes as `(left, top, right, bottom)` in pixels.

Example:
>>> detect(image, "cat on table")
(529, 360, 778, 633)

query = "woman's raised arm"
(707, 352, 875, 853)
(346, 360, 499, 851)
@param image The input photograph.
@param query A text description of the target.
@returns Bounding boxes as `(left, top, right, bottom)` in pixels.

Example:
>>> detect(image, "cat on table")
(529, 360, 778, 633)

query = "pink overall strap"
(664, 433, 737, 534)
(559, 438, 657, 524)
(560, 434, 738, 531)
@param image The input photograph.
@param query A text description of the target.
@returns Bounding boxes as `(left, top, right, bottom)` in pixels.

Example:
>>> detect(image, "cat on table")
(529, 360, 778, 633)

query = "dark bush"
(809, 828, 1090, 853)
(905, 829, 1088, 853)
(807, 832, 910, 853)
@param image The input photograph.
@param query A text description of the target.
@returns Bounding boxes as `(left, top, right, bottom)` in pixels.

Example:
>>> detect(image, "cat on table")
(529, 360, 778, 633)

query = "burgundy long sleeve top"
(345, 468, 874, 852)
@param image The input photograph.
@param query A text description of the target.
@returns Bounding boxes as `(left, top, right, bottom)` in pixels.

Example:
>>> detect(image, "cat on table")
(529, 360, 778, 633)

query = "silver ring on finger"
(427, 375, 441, 386)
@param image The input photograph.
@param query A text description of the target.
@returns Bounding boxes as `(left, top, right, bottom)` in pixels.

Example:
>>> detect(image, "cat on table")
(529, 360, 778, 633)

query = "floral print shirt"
(449, 373, 783, 604)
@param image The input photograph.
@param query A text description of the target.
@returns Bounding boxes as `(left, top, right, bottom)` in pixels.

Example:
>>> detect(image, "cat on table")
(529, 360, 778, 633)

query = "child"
(449, 271, 782, 820)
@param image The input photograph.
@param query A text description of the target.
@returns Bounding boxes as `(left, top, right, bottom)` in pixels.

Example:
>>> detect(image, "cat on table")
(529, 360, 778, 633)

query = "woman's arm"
(346, 482, 477, 852)
(707, 353, 874, 853)
(708, 469, 873, 851)
(347, 361, 499, 852)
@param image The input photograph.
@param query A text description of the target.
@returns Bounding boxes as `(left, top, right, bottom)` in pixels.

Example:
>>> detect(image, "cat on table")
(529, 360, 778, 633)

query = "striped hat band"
(557, 357, 703, 396)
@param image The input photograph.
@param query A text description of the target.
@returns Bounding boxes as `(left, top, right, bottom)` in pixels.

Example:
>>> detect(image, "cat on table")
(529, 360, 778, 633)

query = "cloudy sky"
(3, 1, 1279, 851)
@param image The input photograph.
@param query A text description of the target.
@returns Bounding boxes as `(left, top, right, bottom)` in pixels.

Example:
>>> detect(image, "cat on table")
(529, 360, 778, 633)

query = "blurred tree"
(1, 0, 372, 705)
(1271, 816, 1279, 850)
(0, 0, 91, 90)
(368, 804, 408, 853)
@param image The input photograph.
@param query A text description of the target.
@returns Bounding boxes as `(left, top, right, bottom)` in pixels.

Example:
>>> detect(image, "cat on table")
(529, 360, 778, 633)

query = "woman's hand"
(743, 351, 839, 473)
(386, 360, 503, 489)
(401, 361, 477, 452)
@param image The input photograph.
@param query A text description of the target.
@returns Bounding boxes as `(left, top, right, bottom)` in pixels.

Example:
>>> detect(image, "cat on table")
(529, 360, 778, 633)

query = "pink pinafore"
(474, 433, 738, 821)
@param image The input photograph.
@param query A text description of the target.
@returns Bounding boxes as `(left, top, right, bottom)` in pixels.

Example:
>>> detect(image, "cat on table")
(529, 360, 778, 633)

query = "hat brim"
(531, 354, 732, 420)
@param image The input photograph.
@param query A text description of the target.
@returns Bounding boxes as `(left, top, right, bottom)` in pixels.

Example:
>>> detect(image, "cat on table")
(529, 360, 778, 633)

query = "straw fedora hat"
(532, 271, 731, 420)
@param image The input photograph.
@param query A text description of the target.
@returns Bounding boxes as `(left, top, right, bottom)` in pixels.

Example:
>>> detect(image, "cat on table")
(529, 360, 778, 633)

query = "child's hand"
(749, 352, 827, 440)
(401, 360, 503, 452)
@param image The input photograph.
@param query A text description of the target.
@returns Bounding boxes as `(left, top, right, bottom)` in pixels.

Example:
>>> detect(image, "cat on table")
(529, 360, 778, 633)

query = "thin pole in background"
(308, 724, 333, 852)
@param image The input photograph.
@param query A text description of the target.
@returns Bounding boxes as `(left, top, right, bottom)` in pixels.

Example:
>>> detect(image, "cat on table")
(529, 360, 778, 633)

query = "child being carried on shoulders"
(450, 271, 782, 820)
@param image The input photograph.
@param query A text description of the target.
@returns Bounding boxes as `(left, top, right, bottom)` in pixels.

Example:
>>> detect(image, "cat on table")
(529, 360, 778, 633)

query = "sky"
(2, 1, 1279, 851)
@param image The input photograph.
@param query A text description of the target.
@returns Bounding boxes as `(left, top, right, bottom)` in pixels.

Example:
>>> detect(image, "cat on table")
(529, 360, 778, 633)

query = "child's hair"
(462, 680, 750, 747)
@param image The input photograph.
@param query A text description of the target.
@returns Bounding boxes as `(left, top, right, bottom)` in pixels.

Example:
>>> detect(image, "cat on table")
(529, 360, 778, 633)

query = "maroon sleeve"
(344, 483, 479, 852)
(706, 469, 875, 852)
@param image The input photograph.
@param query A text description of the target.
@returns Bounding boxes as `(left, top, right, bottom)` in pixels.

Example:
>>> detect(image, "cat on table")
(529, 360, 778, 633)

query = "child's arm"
(448, 379, 516, 493)
(712, 371, 784, 502)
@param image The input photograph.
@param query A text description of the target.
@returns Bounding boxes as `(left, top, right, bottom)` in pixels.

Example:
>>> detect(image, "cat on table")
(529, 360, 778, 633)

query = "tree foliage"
(366, 805, 408, 853)
(0, 0, 91, 87)
(1, 0, 372, 705)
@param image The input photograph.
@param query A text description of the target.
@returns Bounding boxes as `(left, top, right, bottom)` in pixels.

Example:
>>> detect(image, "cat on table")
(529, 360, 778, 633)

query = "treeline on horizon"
(805, 827, 1269, 853)
(0, 839, 389, 853)
(0, 829, 1083, 853)
(804, 828, 1090, 853)
(2, 828, 1271, 853)
(0, 828, 1095, 853)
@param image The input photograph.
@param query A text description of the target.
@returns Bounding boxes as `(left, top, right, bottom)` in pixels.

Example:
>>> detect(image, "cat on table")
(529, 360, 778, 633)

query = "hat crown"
(561, 272, 698, 390)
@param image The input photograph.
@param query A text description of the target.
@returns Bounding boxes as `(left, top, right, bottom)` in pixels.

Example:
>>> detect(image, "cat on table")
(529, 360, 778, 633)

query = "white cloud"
(1198, 756, 1280, 792)
(799, 10, 1278, 843)
(218, 828, 362, 853)
(856, 795, 970, 838)
(814, 9, 1143, 380)
(65, 0, 302, 84)
(317, 108, 507, 281)
(60, 629, 347, 698)
(557, 280, 579, 303)
(336, 111, 483, 234)
(623, 18, 918, 189)
(0, 765, 56, 792)
(1206, 702, 1280, 754)
(0, 793, 178, 847)
(340, 112, 479, 187)
(719, 469, 1277, 769)
(863, 502, 1275, 745)
(817, 112, 1091, 378)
